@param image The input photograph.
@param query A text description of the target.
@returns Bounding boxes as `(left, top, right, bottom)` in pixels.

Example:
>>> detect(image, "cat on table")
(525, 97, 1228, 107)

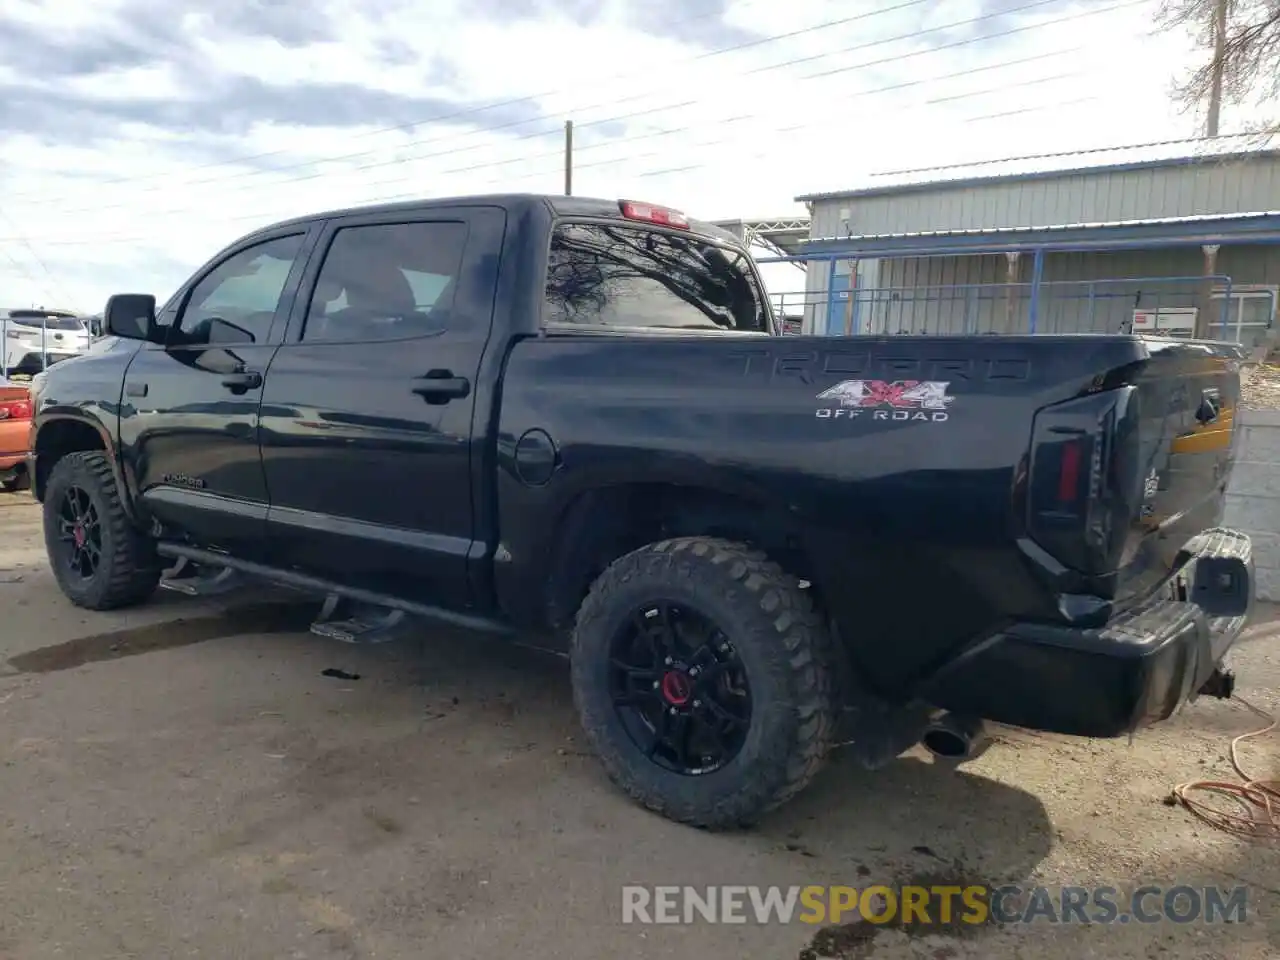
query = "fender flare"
(31, 410, 138, 521)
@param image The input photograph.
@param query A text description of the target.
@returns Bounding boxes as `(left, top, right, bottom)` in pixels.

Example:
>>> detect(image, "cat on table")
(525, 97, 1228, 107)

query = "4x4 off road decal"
(814, 380, 953, 423)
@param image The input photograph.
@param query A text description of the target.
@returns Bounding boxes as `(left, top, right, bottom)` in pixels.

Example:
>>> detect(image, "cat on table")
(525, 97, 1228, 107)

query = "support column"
(1196, 244, 1221, 339)
(1004, 251, 1021, 333)
(843, 259, 858, 335)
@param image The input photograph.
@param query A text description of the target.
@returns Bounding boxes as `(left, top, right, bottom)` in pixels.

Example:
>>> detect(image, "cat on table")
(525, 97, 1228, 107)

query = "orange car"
(0, 378, 32, 492)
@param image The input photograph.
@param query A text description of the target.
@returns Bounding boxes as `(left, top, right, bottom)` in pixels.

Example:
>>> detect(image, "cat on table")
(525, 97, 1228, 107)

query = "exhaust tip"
(920, 713, 987, 762)
(921, 728, 971, 759)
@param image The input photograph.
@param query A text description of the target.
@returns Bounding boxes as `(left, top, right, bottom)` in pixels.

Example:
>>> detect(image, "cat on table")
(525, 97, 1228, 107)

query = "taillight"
(1057, 439, 1082, 503)
(1027, 388, 1133, 575)
(619, 200, 690, 229)
(0, 396, 32, 420)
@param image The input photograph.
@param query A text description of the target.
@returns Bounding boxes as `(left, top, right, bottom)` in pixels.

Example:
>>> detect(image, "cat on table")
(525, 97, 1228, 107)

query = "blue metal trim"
(1028, 248, 1045, 333)
(794, 149, 1280, 204)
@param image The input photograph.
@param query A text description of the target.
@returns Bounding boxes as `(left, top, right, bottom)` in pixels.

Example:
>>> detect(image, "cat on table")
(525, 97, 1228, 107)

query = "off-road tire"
(43, 451, 160, 610)
(570, 537, 839, 829)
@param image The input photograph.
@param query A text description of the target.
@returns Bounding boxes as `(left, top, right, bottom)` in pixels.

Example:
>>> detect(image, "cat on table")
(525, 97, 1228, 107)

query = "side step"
(310, 594, 414, 645)
(159, 556, 244, 597)
(154, 542, 514, 637)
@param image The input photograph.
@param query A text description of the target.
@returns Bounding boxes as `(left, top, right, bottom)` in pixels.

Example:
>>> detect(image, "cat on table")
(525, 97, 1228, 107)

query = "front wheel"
(42, 451, 160, 610)
(570, 537, 839, 829)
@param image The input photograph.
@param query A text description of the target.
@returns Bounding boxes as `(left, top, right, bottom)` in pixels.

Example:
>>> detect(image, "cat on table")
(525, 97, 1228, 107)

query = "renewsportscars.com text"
(621, 884, 1249, 927)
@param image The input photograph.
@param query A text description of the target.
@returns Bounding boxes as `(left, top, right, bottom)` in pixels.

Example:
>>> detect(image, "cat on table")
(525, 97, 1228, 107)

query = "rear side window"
(543, 222, 769, 333)
(303, 221, 467, 343)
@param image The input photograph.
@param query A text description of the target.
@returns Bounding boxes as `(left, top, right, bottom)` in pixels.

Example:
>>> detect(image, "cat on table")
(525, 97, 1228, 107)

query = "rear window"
(5, 311, 83, 331)
(543, 221, 770, 333)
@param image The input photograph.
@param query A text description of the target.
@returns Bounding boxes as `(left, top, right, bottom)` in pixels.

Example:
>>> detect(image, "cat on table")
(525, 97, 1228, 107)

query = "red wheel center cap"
(660, 670, 692, 706)
(73, 525, 85, 547)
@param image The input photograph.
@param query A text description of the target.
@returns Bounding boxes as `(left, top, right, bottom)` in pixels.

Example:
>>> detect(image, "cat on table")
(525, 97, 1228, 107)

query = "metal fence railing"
(766, 270, 1275, 349)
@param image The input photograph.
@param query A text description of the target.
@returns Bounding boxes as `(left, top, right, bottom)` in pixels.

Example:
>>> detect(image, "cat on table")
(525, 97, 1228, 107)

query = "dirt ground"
(0, 493, 1276, 960)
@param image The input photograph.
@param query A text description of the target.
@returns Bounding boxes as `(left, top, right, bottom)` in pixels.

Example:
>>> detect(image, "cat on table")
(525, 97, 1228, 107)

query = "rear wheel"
(42, 451, 160, 610)
(570, 537, 838, 829)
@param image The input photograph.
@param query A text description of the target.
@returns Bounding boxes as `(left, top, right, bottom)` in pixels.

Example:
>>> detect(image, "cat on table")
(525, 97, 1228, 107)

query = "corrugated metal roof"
(796, 135, 1280, 203)
(803, 209, 1280, 245)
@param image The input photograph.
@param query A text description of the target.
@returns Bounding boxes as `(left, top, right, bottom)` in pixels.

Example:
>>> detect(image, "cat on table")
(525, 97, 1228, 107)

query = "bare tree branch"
(1157, 0, 1280, 135)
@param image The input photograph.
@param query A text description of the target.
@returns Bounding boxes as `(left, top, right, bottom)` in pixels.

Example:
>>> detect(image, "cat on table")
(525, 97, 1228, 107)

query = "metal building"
(783, 137, 1280, 347)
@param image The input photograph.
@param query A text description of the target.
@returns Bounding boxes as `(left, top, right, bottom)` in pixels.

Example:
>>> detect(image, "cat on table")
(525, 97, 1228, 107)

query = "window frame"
(159, 228, 316, 350)
(1209, 284, 1277, 346)
(291, 217, 472, 346)
(539, 216, 776, 336)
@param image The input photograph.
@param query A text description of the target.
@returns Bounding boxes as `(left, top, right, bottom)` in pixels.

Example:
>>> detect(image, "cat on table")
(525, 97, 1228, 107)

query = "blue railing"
(763, 261, 1271, 345)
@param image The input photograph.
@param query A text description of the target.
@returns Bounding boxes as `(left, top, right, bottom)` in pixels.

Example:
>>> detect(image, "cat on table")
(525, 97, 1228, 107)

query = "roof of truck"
(248, 193, 742, 247)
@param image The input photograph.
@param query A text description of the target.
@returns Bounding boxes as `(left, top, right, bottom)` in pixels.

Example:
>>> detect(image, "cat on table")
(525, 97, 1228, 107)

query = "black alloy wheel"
(608, 600, 752, 776)
(54, 484, 103, 580)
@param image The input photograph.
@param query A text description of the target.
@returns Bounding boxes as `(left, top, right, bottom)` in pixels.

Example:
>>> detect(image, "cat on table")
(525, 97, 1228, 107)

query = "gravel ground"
(0, 493, 1276, 960)
(1240, 364, 1280, 411)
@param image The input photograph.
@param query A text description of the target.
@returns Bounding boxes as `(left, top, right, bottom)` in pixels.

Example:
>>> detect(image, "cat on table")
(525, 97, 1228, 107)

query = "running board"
(310, 594, 413, 644)
(154, 542, 514, 637)
(159, 556, 244, 597)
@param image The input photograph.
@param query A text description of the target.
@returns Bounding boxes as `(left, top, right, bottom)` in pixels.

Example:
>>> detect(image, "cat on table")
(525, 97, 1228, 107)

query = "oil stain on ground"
(798, 869, 995, 960)
(6, 601, 317, 674)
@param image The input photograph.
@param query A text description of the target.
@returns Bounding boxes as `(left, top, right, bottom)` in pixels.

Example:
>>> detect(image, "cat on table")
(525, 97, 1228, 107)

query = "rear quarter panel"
(491, 332, 1138, 691)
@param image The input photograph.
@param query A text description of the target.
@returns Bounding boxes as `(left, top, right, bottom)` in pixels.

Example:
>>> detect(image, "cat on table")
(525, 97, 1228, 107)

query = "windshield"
(5, 312, 85, 331)
(543, 221, 772, 333)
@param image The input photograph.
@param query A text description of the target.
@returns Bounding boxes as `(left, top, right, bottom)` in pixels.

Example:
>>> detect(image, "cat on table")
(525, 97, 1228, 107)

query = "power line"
(15, 64, 1124, 250)
(0, 210, 71, 304)
(18, 0, 1114, 225)
(3, 0, 935, 204)
(0, 0, 796, 198)
(12, 51, 1089, 246)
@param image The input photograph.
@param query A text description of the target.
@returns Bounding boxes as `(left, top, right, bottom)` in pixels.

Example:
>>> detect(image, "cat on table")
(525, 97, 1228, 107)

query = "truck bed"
(495, 331, 1244, 697)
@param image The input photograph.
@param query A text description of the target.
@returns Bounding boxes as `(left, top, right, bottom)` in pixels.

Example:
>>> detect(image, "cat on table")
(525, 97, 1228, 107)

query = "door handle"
(412, 370, 470, 404)
(125, 381, 148, 398)
(221, 370, 263, 393)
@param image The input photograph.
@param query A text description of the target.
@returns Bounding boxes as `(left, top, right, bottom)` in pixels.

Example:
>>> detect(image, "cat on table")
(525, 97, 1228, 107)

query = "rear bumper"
(922, 528, 1255, 738)
(0, 418, 27, 479)
(5, 351, 80, 375)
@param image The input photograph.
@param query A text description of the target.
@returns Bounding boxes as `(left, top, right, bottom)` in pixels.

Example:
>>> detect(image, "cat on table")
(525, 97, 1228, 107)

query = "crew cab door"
(119, 227, 316, 557)
(259, 206, 505, 604)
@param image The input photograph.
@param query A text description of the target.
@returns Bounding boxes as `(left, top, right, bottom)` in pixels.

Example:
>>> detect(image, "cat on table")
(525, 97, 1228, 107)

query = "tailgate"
(1119, 338, 1244, 598)
(1025, 337, 1245, 604)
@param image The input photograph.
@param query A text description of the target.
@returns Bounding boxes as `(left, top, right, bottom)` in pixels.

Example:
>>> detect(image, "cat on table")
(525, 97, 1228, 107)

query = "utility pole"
(564, 120, 574, 196)
(1205, 0, 1228, 136)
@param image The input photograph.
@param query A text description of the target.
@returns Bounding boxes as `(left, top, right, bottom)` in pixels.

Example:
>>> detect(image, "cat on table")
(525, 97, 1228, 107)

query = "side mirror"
(103, 294, 159, 342)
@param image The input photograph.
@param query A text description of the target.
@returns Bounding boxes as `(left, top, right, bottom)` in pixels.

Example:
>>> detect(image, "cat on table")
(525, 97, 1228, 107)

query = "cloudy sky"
(0, 0, 1214, 310)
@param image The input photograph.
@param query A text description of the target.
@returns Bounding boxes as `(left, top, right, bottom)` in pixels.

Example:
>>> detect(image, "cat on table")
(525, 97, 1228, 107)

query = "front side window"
(173, 234, 305, 346)
(302, 221, 467, 343)
(543, 222, 769, 333)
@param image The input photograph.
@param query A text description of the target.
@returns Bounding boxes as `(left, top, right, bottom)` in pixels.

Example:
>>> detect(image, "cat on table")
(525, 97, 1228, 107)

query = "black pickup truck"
(28, 194, 1254, 828)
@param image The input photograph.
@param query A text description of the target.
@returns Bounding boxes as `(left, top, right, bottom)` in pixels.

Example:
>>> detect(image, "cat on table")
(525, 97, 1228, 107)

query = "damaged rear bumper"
(920, 528, 1255, 739)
